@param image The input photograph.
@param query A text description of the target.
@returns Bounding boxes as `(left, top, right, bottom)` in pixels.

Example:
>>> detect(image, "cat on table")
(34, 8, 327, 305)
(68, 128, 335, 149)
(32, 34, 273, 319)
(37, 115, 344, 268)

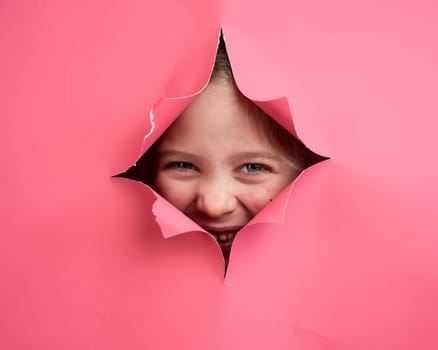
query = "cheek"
(238, 185, 277, 216)
(154, 175, 195, 211)
(238, 177, 294, 216)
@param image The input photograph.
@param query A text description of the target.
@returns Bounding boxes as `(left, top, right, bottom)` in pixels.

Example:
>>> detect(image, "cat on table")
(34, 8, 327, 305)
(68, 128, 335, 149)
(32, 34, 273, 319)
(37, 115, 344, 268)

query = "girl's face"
(153, 79, 300, 257)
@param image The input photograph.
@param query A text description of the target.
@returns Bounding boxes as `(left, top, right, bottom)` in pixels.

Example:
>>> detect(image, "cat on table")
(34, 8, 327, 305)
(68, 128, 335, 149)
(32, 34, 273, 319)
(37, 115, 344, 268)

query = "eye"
(165, 161, 196, 171)
(240, 163, 272, 173)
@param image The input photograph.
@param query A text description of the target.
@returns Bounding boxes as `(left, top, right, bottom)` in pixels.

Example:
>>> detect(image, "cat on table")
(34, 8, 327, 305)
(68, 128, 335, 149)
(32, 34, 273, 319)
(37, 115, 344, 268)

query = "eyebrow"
(157, 150, 283, 164)
(228, 151, 282, 163)
(156, 150, 199, 161)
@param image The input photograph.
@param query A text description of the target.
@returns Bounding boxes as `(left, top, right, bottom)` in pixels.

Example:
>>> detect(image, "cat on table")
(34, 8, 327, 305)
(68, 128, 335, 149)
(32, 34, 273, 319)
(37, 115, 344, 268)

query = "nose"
(195, 182, 237, 219)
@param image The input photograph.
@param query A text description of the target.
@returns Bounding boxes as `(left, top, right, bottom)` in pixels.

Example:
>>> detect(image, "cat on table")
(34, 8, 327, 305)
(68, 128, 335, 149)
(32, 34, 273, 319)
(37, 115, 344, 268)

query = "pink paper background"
(1, 1, 438, 349)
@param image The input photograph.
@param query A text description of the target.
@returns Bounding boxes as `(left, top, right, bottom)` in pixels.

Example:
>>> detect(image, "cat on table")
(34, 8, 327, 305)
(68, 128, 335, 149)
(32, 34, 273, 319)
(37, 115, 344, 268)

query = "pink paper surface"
(1, 1, 438, 349)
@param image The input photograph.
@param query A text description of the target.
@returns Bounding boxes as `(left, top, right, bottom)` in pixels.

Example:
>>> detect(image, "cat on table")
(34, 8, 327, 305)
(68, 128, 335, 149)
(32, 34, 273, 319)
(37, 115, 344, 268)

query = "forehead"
(159, 80, 271, 146)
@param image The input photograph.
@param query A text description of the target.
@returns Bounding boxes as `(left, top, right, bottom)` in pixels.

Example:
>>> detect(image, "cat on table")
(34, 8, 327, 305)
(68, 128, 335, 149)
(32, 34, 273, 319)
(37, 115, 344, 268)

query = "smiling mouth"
(202, 227, 242, 260)
(210, 231, 237, 244)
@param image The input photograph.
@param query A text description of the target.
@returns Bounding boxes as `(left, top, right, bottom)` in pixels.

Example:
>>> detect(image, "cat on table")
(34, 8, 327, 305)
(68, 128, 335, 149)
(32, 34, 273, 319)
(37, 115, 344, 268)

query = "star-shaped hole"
(116, 34, 327, 271)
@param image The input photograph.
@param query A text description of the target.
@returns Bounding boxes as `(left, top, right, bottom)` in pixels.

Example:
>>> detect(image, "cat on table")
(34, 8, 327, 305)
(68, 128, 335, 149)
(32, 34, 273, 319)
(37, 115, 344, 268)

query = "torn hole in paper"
(116, 32, 328, 273)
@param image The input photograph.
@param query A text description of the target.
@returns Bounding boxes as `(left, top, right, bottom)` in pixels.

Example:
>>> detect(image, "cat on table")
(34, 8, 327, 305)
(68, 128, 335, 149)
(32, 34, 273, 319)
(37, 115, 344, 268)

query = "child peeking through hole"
(127, 37, 321, 264)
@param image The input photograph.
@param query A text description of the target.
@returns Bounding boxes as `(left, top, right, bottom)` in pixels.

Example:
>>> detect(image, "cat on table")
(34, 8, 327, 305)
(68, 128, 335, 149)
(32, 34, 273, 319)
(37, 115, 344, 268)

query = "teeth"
(210, 232, 236, 243)
(219, 234, 228, 241)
